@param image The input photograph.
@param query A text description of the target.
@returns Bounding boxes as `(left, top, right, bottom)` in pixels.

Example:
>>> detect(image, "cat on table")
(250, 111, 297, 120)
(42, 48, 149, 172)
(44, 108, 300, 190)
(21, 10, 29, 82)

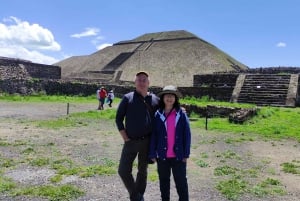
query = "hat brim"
(157, 90, 182, 98)
(136, 71, 148, 77)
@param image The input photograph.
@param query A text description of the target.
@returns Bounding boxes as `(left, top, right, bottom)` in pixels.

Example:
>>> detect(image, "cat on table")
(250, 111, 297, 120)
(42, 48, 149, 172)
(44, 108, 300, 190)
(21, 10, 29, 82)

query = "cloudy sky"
(0, 0, 299, 67)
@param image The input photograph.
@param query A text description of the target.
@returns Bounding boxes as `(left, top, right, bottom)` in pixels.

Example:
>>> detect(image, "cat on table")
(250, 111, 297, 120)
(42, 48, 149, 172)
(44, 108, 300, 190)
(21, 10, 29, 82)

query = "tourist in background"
(149, 85, 191, 201)
(107, 90, 115, 107)
(116, 71, 159, 201)
(96, 87, 101, 109)
(97, 86, 107, 110)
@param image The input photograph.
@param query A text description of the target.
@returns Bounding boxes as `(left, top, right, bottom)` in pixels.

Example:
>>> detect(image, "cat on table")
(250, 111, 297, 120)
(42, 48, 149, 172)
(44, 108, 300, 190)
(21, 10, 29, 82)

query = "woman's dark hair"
(158, 94, 180, 110)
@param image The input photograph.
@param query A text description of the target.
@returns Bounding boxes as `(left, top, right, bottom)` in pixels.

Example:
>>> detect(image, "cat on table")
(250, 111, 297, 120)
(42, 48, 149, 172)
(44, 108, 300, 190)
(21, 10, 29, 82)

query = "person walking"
(107, 90, 114, 107)
(149, 85, 191, 201)
(96, 87, 101, 109)
(116, 71, 159, 201)
(98, 87, 107, 110)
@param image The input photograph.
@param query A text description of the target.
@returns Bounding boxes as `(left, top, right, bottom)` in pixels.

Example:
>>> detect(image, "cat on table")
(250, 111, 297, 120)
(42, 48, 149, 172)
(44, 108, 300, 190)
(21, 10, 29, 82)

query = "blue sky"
(0, 0, 299, 68)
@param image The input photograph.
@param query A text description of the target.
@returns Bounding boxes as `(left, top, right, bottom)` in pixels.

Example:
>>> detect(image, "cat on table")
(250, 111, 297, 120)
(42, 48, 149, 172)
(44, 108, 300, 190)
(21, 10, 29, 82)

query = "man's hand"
(119, 130, 130, 142)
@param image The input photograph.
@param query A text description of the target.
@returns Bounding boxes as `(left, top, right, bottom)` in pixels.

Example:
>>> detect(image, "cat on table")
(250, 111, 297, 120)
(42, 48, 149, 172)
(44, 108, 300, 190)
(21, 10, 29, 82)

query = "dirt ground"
(0, 101, 300, 201)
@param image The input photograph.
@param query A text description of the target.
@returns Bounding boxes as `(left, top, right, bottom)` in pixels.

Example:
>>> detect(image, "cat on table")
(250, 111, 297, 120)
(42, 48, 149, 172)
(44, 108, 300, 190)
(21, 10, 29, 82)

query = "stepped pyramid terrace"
(55, 30, 248, 87)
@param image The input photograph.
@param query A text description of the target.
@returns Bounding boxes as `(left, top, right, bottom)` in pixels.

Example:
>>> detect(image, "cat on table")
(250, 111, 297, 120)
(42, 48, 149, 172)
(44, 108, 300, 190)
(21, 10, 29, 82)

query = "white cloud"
(0, 16, 61, 64)
(0, 16, 60, 51)
(276, 42, 286, 47)
(96, 43, 112, 50)
(72, 28, 110, 51)
(0, 45, 58, 64)
(91, 35, 105, 45)
(70, 27, 100, 38)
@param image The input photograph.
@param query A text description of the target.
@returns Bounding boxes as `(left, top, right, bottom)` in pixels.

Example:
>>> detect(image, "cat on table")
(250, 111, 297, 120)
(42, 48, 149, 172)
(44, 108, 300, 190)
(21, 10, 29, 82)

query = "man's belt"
(129, 135, 150, 140)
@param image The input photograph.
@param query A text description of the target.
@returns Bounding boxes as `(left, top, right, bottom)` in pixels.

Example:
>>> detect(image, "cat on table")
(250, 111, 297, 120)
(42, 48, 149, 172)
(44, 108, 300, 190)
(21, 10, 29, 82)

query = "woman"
(149, 85, 191, 201)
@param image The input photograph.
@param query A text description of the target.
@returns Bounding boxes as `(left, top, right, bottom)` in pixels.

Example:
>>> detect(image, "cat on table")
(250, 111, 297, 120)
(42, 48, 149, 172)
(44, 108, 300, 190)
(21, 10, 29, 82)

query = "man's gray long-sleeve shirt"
(116, 91, 159, 138)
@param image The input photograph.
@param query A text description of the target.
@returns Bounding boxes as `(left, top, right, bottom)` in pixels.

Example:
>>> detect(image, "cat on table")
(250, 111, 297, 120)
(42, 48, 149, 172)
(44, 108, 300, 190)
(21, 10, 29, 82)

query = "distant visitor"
(97, 86, 107, 110)
(107, 90, 115, 107)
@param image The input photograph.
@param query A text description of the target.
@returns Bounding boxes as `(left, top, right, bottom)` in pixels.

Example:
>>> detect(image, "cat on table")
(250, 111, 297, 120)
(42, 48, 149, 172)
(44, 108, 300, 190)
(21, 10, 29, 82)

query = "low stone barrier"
(181, 104, 258, 124)
(228, 108, 258, 123)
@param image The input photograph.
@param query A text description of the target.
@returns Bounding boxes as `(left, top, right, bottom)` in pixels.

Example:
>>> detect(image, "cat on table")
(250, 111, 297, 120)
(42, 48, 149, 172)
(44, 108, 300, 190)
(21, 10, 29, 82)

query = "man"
(116, 71, 159, 201)
(98, 86, 107, 110)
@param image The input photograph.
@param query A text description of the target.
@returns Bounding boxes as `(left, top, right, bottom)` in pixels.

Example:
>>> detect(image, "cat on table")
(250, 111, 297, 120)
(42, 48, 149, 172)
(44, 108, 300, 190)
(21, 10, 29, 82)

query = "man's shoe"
(130, 193, 144, 201)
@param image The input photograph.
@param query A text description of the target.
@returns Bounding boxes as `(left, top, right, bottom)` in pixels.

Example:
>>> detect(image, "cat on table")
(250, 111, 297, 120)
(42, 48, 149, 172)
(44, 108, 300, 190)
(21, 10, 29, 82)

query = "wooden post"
(67, 103, 69, 115)
(205, 115, 208, 130)
(205, 107, 208, 130)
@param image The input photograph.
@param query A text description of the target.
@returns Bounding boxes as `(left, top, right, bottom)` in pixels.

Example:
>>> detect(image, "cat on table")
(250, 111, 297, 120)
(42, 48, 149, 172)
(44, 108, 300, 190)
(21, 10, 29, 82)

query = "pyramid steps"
(237, 74, 291, 106)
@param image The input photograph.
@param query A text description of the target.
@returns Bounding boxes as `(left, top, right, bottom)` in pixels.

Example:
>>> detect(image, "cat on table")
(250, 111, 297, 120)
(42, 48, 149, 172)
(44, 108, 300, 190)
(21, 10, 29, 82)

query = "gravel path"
(0, 102, 300, 201)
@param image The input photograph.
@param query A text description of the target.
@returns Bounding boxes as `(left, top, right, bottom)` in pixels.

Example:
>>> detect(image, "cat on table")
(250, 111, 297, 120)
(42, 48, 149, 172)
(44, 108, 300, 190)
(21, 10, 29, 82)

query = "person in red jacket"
(97, 86, 107, 110)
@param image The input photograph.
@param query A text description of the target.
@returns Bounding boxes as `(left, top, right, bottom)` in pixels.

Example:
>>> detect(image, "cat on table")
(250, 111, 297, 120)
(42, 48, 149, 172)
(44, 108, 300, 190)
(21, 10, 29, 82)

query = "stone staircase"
(102, 52, 134, 71)
(236, 74, 294, 106)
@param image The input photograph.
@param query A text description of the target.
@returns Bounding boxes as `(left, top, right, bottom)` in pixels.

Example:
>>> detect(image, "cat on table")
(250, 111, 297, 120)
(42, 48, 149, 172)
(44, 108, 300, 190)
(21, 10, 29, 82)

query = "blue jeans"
(157, 158, 189, 201)
(118, 138, 149, 201)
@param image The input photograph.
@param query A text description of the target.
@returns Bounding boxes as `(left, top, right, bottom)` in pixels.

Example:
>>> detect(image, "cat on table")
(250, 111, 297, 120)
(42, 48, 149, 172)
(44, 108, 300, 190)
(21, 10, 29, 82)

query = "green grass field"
(1, 94, 299, 141)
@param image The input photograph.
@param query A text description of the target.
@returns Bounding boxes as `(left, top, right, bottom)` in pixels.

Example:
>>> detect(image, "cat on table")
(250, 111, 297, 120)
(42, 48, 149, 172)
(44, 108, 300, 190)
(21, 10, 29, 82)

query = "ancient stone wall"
(178, 87, 233, 101)
(0, 58, 61, 80)
(0, 79, 103, 96)
(247, 67, 300, 74)
(193, 74, 239, 88)
(0, 79, 231, 101)
(1, 77, 299, 106)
